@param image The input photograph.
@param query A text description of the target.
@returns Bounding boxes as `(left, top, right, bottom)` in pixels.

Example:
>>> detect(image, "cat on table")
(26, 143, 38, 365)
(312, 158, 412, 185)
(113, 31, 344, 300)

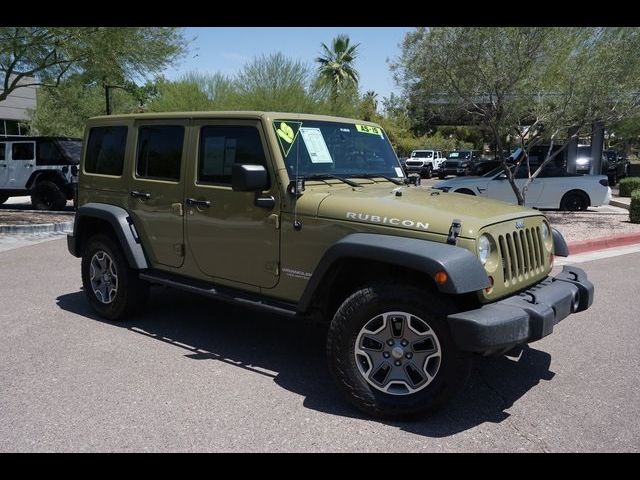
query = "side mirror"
(496, 173, 507, 180)
(232, 164, 269, 192)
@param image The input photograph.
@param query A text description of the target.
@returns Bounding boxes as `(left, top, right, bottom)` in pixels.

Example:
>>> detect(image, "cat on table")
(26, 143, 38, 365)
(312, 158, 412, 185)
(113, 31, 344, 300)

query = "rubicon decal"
(346, 212, 429, 230)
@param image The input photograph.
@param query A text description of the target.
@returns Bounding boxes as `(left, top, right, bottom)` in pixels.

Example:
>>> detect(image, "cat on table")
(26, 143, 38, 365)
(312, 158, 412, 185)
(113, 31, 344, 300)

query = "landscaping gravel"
(544, 206, 640, 243)
(0, 211, 74, 226)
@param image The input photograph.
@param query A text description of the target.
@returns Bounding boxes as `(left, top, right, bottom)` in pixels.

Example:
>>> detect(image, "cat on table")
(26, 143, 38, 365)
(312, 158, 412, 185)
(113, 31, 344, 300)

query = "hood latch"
(447, 219, 462, 245)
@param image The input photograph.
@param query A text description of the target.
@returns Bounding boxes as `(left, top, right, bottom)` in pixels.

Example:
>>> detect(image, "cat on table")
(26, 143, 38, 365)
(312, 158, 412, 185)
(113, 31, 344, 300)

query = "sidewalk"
(609, 187, 631, 210)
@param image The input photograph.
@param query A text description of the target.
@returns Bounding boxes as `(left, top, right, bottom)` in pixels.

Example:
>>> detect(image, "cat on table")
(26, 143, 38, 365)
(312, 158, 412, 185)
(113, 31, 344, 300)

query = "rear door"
(127, 120, 188, 269)
(9, 141, 36, 187)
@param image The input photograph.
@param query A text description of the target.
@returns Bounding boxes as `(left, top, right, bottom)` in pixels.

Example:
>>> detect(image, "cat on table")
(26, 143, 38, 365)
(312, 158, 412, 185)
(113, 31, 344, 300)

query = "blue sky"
(165, 27, 413, 101)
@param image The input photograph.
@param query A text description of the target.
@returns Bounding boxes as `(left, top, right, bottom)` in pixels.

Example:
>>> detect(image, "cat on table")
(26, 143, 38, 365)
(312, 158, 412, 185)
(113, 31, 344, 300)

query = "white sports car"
(433, 164, 611, 210)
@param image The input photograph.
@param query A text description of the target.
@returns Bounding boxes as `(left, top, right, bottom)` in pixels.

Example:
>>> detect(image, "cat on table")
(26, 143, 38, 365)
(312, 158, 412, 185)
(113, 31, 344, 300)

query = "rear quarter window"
(84, 126, 128, 176)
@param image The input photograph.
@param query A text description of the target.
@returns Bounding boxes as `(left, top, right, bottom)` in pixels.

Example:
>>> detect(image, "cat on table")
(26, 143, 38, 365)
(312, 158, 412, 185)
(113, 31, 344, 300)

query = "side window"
(85, 126, 128, 176)
(0, 143, 5, 160)
(37, 140, 65, 166)
(136, 125, 184, 181)
(198, 125, 267, 185)
(12, 142, 35, 160)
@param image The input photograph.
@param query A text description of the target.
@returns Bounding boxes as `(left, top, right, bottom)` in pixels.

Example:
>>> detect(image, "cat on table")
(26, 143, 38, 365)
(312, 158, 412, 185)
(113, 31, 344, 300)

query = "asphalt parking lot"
(0, 238, 639, 452)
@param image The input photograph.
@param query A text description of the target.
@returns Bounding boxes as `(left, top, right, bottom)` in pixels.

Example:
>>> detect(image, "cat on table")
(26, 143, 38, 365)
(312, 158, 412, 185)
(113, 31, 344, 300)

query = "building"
(0, 77, 37, 136)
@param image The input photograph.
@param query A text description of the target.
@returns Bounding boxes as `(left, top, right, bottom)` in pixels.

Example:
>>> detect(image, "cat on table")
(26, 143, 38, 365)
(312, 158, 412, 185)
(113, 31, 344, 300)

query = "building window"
(0, 119, 27, 136)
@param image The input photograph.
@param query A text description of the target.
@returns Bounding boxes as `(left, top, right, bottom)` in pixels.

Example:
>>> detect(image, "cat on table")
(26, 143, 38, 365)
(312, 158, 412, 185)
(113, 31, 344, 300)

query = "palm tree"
(316, 35, 360, 110)
(361, 90, 378, 120)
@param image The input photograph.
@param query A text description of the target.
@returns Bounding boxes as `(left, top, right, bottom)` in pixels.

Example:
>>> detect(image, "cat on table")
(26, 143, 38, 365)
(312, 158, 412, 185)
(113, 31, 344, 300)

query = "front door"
(9, 141, 36, 188)
(185, 119, 280, 288)
(127, 121, 188, 269)
(0, 143, 8, 186)
(487, 167, 545, 206)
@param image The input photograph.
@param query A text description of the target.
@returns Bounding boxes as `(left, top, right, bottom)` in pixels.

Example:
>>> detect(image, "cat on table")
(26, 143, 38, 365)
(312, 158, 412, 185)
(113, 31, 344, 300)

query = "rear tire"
(560, 191, 589, 211)
(81, 234, 149, 321)
(327, 282, 472, 420)
(31, 180, 67, 210)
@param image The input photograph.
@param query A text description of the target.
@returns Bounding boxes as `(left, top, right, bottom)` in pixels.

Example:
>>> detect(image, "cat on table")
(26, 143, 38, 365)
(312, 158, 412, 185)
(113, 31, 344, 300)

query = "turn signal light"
(485, 276, 494, 294)
(434, 271, 448, 285)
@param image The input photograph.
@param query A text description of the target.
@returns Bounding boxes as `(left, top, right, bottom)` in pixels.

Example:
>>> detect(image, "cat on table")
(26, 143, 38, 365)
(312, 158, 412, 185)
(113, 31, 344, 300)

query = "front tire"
(0, 194, 9, 204)
(31, 180, 67, 210)
(327, 282, 472, 420)
(81, 234, 149, 321)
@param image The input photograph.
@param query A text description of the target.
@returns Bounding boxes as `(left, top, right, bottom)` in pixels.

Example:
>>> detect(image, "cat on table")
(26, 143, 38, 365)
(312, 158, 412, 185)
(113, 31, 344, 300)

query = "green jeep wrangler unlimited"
(67, 112, 593, 419)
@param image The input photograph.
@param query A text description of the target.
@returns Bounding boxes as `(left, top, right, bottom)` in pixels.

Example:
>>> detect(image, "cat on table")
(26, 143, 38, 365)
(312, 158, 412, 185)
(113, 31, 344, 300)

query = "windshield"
(411, 151, 432, 158)
(482, 166, 508, 177)
(448, 151, 470, 159)
(56, 140, 81, 164)
(273, 120, 403, 179)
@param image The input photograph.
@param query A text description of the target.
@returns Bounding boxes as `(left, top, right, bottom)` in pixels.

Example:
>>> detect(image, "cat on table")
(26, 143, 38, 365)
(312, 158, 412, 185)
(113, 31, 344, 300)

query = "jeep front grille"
(497, 226, 545, 287)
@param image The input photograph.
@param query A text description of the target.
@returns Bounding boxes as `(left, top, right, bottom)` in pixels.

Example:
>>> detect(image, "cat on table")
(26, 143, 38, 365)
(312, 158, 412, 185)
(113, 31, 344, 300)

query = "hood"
(444, 158, 469, 165)
(435, 176, 487, 188)
(295, 181, 541, 239)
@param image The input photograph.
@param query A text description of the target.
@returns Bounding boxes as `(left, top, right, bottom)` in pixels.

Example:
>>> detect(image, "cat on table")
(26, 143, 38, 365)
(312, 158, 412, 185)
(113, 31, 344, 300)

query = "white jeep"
(404, 150, 445, 178)
(0, 136, 80, 210)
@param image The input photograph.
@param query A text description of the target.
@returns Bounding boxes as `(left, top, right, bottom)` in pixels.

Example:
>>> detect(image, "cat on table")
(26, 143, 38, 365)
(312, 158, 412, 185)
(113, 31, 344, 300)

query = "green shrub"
(630, 190, 640, 224)
(619, 177, 640, 197)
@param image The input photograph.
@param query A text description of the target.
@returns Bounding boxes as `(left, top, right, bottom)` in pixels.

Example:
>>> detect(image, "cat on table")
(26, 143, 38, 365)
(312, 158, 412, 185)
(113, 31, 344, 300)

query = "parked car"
(603, 149, 630, 186)
(0, 136, 80, 210)
(404, 149, 445, 178)
(469, 158, 504, 176)
(433, 162, 611, 211)
(438, 150, 482, 179)
(66, 111, 593, 419)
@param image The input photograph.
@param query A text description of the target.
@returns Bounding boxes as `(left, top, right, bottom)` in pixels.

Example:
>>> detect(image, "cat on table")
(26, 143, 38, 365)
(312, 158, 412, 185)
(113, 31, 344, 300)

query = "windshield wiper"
(303, 174, 361, 187)
(348, 173, 404, 185)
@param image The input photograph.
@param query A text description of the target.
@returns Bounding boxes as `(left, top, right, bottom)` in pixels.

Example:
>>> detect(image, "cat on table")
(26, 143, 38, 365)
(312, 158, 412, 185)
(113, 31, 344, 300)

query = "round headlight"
(541, 222, 552, 250)
(478, 234, 491, 265)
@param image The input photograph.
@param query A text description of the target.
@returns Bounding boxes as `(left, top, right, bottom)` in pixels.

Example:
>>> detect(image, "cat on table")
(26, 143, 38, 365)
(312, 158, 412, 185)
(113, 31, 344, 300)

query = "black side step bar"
(139, 270, 298, 317)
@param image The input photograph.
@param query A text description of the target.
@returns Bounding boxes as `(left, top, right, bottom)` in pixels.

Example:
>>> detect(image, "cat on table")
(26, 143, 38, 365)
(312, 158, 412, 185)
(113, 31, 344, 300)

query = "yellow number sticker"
(355, 124, 382, 136)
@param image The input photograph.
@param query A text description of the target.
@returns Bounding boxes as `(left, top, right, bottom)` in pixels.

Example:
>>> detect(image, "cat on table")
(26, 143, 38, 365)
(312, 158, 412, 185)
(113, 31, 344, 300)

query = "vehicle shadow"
(56, 286, 555, 437)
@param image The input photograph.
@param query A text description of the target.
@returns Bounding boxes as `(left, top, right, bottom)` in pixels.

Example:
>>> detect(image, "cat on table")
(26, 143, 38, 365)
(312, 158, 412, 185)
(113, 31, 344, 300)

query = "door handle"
(25, 164, 33, 168)
(186, 198, 211, 208)
(130, 191, 151, 200)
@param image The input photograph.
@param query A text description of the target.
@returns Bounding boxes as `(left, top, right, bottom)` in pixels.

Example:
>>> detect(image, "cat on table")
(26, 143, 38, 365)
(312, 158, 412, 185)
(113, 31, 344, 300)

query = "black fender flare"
(298, 233, 490, 312)
(552, 227, 569, 257)
(26, 170, 68, 190)
(68, 203, 148, 269)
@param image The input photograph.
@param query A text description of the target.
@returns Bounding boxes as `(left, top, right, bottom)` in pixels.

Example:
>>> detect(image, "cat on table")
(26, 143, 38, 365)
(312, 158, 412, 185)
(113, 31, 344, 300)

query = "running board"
(139, 270, 298, 317)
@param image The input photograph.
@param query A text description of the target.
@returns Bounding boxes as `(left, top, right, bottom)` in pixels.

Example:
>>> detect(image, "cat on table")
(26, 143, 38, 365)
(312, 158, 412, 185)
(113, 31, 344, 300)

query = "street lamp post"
(104, 84, 127, 115)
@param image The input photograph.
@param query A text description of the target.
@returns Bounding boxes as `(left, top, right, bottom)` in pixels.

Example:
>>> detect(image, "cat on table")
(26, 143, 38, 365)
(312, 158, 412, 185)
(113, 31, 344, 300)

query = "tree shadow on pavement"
(56, 286, 555, 438)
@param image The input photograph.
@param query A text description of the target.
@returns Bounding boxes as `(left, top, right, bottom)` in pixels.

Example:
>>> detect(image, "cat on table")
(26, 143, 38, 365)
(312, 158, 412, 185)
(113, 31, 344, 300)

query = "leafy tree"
(393, 27, 640, 204)
(29, 74, 142, 137)
(316, 35, 360, 111)
(0, 27, 186, 102)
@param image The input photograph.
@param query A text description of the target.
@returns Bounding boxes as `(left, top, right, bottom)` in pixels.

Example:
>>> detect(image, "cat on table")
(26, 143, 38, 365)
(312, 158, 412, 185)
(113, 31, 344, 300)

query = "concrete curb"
(0, 221, 74, 234)
(609, 199, 631, 210)
(567, 232, 640, 255)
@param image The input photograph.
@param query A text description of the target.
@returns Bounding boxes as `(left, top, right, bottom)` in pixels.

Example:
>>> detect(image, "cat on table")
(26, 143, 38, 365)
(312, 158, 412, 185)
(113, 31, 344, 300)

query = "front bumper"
(447, 266, 594, 354)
